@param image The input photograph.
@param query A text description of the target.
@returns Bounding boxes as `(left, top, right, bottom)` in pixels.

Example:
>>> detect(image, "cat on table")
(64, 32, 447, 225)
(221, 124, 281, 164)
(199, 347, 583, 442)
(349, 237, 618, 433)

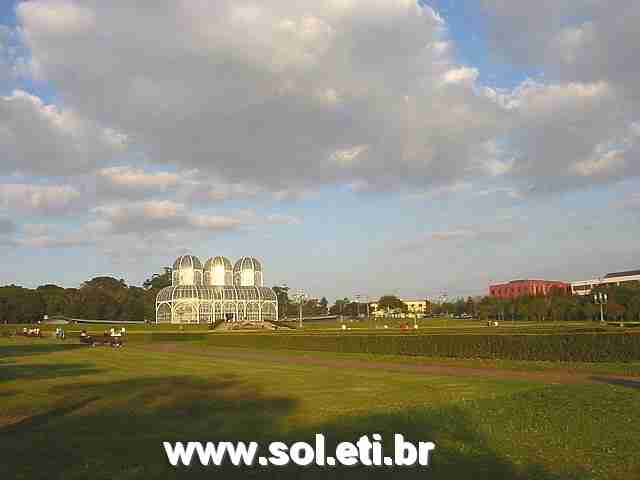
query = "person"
(60, 329, 65, 340)
(121, 327, 126, 336)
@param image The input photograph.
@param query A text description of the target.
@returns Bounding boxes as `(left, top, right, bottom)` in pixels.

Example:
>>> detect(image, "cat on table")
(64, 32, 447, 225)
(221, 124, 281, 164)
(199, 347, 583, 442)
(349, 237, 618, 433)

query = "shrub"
(205, 332, 640, 362)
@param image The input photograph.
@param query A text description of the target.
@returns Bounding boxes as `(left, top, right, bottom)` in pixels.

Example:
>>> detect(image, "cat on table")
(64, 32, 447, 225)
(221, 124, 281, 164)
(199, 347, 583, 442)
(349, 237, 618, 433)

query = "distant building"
(571, 269, 640, 296)
(403, 300, 429, 316)
(489, 280, 570, 299)
(369, 299, 429, 318)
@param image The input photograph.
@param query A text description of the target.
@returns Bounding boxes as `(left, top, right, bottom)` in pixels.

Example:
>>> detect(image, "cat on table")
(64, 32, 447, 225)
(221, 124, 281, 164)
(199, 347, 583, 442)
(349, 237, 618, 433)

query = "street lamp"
(594, 292, 608, 323)
(291, 291, 307, 329)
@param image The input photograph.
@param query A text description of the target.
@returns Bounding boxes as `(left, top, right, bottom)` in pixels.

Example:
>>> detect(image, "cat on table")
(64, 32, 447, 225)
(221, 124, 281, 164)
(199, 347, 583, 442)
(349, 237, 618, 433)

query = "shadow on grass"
(0, 341, 86, 358)
(590, 376, 640, 390)
(0, 375, 586, 480)
(0, 362, 102, 384)
(2, 396, 101, 434)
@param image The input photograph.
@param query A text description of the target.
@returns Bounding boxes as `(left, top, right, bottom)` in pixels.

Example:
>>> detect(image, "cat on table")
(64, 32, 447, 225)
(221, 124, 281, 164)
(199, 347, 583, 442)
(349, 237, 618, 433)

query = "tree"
(377, 295, 408, 315)
(319, 297, 329, 313)
(607, 301, 625, 321)
(628, 296, 640, 321)
(142, 270, 171, 321)
(143, 269, 171, 290)
(529, 297, 547, 321)
(36, 284, 67, 316)
(0, 285, 45, 324)
(272, 285, 290, 319)
(465, 297, 476, 316)
(330, 298, 350, 316)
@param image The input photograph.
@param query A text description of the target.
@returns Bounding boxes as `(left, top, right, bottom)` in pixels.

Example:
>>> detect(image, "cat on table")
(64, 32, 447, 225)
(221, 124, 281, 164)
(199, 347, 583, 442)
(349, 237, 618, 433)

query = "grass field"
(2, 319, 639, 341)
(1, 335, 639, 479)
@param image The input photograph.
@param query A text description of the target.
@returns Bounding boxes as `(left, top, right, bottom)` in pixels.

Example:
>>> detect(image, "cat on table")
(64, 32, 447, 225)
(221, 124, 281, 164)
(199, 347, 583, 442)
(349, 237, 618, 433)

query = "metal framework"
(156, 255, 277, 324)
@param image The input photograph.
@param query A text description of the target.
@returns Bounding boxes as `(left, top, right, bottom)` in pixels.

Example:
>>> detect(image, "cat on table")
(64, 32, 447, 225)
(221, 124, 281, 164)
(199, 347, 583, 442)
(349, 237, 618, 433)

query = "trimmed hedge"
(117, 332, 209, 343)
(206, 332, 640, 362)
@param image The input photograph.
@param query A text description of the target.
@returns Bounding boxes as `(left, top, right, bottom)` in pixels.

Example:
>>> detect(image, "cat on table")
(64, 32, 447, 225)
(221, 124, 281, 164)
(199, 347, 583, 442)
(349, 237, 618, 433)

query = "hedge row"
(206, 332, 640, 362)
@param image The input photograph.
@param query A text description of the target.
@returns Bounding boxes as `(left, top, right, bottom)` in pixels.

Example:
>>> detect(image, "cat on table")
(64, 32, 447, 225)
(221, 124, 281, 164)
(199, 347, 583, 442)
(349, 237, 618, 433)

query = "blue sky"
(0, 1, 638, 302)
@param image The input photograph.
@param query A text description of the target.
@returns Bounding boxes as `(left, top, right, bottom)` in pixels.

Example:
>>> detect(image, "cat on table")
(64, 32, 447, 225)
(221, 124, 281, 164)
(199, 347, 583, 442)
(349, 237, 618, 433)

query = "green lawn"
(2, 319, 636, 336)
(1, 337, 639, 479)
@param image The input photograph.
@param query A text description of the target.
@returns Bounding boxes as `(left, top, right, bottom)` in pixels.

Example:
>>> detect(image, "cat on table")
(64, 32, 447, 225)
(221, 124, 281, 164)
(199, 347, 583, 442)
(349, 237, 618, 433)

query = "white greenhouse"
(155, 255, 278, 324)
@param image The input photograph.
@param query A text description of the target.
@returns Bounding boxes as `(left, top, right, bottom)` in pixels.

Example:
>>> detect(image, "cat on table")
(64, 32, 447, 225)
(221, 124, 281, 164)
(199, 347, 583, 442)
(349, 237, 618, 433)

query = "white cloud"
(441, 67, 479, 86)
(480, 0, 640, 101)
(18, 1, 95, 35)
(0, 221, 94, 249)
(0, 90, 126, 176)
(13, 233, 91, 249)
(498, 80, 640, 190)
(572, 150, 626, 177)
(91, 200, 301, 236)
(0, 0, 635, 206)
(395, 223, 518, 254)
(97, 166, 181, 194)
(14, 0, 503, 191)
(0, 183, 80, 214)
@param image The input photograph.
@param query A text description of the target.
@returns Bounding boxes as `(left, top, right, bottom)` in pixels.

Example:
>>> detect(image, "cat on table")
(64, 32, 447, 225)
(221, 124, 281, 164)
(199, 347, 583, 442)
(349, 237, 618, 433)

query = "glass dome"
(172, 254, 203, 286)
(204, 256, 233, 286)
(233, 257, 263, 287)
(173, 254, 203, 270)
(157, 256, 277, 324)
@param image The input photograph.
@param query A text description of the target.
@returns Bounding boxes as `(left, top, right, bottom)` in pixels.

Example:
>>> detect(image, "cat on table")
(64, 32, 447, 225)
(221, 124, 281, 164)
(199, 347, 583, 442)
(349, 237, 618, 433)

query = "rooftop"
(604, 269, 640, 279)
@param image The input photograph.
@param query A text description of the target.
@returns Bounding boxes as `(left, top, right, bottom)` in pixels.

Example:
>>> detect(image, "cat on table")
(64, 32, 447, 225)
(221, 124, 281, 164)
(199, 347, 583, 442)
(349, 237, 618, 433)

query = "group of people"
(22, 327, 42, 337)
(54, 327, 66, 340)
(80, 327, 126, 348)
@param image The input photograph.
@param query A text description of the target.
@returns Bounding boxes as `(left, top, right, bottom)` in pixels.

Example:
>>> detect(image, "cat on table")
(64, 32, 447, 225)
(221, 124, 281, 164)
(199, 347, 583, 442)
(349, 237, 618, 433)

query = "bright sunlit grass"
(1, 337, 639, 479)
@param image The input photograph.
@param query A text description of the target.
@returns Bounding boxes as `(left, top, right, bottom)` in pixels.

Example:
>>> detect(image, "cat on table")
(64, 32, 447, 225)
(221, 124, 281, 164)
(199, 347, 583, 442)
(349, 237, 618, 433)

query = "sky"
(0, 0, 638, 302)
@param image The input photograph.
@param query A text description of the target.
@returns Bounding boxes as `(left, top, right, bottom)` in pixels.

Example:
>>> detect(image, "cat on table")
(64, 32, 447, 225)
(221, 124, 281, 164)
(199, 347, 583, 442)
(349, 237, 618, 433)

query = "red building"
(489, 280, 570, 299)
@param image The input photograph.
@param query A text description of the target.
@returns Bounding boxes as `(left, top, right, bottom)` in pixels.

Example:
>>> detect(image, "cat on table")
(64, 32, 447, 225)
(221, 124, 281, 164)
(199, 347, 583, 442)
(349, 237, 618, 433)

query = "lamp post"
(291, 291, 306, 329)
(594, 292, 608, 323)
(366, 296, 370, 324)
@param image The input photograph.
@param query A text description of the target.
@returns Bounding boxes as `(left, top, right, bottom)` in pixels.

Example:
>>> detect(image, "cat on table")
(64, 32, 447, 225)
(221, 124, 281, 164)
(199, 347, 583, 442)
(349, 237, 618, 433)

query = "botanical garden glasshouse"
(155, 255, 278, 324)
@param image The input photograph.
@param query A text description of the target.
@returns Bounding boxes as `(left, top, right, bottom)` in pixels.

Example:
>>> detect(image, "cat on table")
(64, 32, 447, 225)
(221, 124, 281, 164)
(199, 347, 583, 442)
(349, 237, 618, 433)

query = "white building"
(156, 255, 278, 324)
(370, 299, 430, 318)
(571, 269, 640, 296)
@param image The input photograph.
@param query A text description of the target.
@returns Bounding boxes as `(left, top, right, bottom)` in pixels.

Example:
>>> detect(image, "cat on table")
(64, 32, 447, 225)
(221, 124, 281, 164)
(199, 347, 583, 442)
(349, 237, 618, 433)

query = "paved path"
(140, 343, 640, 388)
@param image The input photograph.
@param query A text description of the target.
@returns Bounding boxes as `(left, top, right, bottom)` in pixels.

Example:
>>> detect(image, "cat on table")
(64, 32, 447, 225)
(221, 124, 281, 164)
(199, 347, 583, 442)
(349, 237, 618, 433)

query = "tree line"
(437, 283, 640, 322)
(0, 273, 172, 324)
(360, 283, 640, 322)
(3, 274, 640, 324)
